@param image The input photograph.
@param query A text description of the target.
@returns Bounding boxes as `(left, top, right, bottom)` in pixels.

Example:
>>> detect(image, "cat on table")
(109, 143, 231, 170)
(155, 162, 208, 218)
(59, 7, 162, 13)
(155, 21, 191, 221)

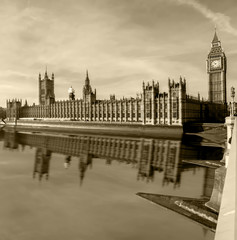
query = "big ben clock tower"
(207, 30, 227, 104)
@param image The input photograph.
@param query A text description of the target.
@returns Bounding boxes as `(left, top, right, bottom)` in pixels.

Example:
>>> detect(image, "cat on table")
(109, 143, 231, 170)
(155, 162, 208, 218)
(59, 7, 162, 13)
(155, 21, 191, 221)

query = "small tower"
(168, 77, 186, 125)
(142, 80, 159, 125)
(82, 70, 96, 103)
(39, 68, 55, 105)
(82, 70, 96, 121)
(6, 99, 22, 121)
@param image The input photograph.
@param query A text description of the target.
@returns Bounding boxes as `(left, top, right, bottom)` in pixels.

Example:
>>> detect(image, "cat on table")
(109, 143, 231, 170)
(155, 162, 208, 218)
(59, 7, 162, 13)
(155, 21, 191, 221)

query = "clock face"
(211, 59, 221, 69)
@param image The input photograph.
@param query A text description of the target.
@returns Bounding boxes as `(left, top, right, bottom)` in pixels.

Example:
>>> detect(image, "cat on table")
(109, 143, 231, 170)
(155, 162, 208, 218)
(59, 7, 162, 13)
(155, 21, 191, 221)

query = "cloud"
(0, 70, 30, 78)
(0, 0, 236, 106)
(172, 0, 237, 36)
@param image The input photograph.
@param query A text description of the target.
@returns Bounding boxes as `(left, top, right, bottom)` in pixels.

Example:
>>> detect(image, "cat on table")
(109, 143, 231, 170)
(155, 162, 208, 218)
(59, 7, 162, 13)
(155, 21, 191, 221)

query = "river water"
(0, 128, 223, 240)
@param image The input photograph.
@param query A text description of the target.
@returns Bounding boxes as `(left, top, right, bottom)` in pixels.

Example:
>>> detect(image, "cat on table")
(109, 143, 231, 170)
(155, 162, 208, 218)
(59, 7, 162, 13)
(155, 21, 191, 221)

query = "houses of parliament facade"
(6, 31, 227, 125)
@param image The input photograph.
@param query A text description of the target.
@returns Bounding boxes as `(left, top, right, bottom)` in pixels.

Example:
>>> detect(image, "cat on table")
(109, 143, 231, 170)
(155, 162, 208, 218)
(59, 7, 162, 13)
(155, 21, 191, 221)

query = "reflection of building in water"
(79, 153, 93, 185)
(33, 148, 51, 181)
(161, 141, 181, 187)
(2, 130, 221, 187)
(64, 156, 71, 169)
(137, 139, 154, 181)
(137, 139, 181, 187)
(3, 130, 184, 186)
(3, 130, 18, 149)
(0, 130, 4, 142)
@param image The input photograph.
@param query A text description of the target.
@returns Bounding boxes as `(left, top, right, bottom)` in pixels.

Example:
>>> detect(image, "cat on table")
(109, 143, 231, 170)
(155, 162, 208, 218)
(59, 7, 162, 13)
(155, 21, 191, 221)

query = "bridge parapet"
(214, 117, 237, 240)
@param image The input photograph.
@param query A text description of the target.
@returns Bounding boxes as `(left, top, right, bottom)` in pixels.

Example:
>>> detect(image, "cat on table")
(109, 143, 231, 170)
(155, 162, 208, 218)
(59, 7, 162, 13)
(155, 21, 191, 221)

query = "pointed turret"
(85, 70, 90, 85)
(44, 66, 48, 79)
(212, 29, 219, 43)
(83, 69, 96, 103)
(211, 28, 221, 48)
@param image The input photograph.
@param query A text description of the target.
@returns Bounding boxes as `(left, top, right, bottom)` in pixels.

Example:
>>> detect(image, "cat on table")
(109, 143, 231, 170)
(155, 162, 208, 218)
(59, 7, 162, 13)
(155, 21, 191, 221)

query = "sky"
(0, 0, 237, 107)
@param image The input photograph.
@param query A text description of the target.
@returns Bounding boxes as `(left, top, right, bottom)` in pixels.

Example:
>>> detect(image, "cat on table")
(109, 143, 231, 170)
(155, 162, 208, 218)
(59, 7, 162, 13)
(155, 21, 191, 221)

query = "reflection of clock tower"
(207, 30, 227, 104)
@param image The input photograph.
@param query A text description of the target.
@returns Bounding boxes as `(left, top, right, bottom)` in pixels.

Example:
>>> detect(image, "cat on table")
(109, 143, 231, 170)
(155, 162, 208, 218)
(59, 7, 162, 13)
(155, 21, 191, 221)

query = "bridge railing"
(215, 117, 237, 240)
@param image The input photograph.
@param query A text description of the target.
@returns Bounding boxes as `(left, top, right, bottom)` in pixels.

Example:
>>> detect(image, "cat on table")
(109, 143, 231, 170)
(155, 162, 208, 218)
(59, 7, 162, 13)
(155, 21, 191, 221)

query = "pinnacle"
(212, 29, 219, 43)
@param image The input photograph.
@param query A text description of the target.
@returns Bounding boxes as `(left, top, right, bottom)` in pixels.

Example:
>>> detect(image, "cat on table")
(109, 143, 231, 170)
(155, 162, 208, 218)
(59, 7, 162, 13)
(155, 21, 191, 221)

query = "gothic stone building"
(6, 32, 226, 125)
(207, 31, 227, 104)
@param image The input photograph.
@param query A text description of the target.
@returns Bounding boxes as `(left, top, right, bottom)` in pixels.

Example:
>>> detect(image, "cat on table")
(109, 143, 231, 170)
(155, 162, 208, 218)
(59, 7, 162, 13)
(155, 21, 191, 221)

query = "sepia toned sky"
(0, 0, 237, 107)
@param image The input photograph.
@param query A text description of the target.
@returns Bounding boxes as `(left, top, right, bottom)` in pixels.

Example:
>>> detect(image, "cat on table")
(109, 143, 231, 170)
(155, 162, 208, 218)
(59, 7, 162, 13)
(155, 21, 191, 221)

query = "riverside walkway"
(215, 118, 237, 240)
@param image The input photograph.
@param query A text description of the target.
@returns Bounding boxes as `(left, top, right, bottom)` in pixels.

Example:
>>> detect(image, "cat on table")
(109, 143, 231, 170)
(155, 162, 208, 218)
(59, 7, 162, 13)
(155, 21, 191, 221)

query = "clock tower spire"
(207, 29, 227, 104)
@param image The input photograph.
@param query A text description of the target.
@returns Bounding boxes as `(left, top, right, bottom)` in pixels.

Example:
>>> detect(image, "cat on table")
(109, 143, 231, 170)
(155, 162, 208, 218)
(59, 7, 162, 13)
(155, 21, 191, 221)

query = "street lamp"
(231, 87, 235, 116)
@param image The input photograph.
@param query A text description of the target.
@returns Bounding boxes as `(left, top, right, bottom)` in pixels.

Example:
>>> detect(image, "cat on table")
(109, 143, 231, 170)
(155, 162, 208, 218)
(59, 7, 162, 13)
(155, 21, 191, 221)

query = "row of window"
(49, 113, 142, 118)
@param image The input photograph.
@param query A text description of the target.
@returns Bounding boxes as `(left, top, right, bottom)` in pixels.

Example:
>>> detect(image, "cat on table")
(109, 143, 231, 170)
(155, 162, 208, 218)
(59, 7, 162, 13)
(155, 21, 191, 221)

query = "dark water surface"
(0, 128, 222, 240)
